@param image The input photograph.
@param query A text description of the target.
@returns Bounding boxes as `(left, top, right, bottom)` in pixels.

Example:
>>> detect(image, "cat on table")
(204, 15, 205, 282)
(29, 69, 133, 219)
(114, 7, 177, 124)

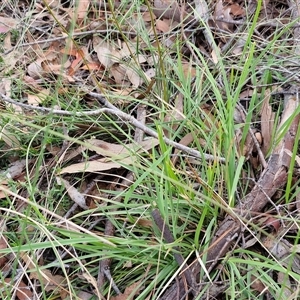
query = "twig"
(0, 92, 225, 163)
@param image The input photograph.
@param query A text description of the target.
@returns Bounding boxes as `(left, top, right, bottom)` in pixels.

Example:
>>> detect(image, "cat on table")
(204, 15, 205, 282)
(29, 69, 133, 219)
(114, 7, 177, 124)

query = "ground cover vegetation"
(0, 0, 300, 299)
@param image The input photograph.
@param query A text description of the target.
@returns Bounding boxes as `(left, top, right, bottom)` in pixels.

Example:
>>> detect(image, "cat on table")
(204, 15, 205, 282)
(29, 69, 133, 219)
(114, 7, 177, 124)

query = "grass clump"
(0, 0, 300, 299)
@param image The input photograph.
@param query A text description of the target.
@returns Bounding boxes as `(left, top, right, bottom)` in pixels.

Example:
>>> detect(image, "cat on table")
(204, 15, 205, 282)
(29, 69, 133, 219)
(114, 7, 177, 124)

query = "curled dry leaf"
(260, 89, 275, 155)
(259, 216, 281, 233)
(111, 64, 128, 85)
(56, 177, 89, 210)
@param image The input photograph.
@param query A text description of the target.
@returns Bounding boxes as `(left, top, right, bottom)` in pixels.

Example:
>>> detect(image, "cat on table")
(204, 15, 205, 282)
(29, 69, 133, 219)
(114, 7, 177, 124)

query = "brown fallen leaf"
(214, 0, 234, 32)
(156, 19, 171, 32)
(20, 252, 66, 293)
(0, 127, 21, 148)
(56, 177, 89, 210)
(86, 138, 159, 158)
(27, 89, 50, 106)
(0, 17, 18, 33)
(230, 3, 245, 17)
(0, 235, 8, 268)
(263, 235, 300, 273)
(111, 281, 142, 300)
(153, 0, 192, 23)
(94, 37, 115, 69)
(59, 138, 158, 174)
(260, 89, 275, 155)
(111, 64, 128, 85)
(76, 0, 90, 23)
(250, 275, 266, 294)
(58, 157, 133, 174)
(3, 279, 33, 300)
(126, 66, 142, 88)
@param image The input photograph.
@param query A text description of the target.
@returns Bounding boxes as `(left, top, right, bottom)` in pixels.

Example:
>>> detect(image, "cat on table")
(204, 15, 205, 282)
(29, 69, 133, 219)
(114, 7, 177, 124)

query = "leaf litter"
(0, 0, 300, 299)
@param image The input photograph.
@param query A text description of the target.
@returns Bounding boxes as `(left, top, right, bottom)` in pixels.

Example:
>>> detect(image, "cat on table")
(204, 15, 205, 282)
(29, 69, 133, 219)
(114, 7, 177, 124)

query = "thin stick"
(0, 93, 225, 163)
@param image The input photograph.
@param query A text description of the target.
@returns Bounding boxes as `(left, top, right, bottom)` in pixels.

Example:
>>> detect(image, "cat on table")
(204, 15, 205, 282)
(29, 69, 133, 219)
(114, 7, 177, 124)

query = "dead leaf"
(182, 62, 197, 78)
(58, 157, 132, 174)
(263, 236, 300, 273)
(171, 132, 194, 164)
(156, 19, 170, 32)
(239, 89, 254, 99)
(0, 235, 8, 268)
(27, 58, 45, 79)
(20, 252, 66, 293)
(153, 0, 192, 23)
(76, 0, 90, 22)
(0, 126, 21, 148)
(0, 17, 18, 33)
(276, 272, 292, 298)
(3, 279, 33, 300)
(230, 3, 245, 17)
(259, 216, 281, 233)
(86, 138, 159, 158)
(111, 64, 128, 85)
(126, 66, 142, 88)
(77, 291, 94, 300)
(260, 89, 275, 155)
(250, 275, 266, 293)
(56, 177, 89, 210)
(2, 51, 20, 73)
(94, 37, 115, 69)
(2, 159, 29, 180)
(27, 89, 50, 106)
(214, 0, 234, 32)
(59, 137, 158, 174)
(111, 281, 142, 300)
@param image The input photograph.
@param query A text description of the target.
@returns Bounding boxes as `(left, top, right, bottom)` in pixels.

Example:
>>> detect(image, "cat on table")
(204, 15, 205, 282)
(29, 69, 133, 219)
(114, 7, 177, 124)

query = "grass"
(1, 0, 300, 299)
